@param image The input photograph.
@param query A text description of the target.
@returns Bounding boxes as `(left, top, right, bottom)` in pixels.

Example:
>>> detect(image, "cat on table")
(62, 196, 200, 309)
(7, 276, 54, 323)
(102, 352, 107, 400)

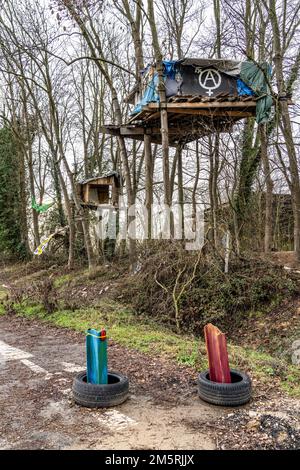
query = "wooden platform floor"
(101, 93, 259, 145)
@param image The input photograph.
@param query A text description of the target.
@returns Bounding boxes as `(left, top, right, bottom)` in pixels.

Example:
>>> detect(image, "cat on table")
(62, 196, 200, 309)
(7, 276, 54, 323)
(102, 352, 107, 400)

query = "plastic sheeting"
(32, 197, 54, 213)
(236, 78, 255, 96)
(162, 60, 178, 79)
(86, 328, 108, 384)
(132, 61, 177, 114)
(132, 73, 159, 114)
(240, 61, 273, 124)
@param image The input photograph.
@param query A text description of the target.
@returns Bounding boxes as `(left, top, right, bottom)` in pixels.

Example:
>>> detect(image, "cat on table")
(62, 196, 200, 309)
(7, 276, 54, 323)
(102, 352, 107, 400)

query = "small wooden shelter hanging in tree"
(76, 171, 121, 210)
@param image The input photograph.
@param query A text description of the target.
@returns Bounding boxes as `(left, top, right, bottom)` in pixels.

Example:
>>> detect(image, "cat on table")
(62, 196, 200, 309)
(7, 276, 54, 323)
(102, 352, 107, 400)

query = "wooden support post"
(177, 144, 184, 240)
(204, 323, 231, 383)
(144, 134, 153, 239)
(156, 61, 171, 210)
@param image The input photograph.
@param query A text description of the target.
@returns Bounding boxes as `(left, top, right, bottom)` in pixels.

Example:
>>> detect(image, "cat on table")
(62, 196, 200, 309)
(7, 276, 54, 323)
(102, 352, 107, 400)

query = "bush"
(3, 277, 58, 315)
(126, 244, 300, 335)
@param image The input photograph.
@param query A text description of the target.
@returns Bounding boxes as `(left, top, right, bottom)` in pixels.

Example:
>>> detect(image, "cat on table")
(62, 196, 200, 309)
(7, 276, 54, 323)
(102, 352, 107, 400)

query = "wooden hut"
(76, 172, 121, 210)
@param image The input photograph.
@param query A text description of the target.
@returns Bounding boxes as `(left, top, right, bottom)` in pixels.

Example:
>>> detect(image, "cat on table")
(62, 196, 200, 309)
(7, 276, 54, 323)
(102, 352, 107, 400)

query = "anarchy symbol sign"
(199, 69, 221, 96)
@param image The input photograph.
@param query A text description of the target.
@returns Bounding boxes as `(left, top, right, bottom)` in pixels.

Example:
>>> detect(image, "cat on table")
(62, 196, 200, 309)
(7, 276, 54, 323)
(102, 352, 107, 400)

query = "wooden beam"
(120, 126, 212, 136)
(100, 126, 120, 136)
(143, 111, 161, 122)
(143, 100, 258, 110)
(102, 122, 240, 139)
(167, 109, 254, 117)
(188, 95, 202, 103)
(120, 127, 145, 135)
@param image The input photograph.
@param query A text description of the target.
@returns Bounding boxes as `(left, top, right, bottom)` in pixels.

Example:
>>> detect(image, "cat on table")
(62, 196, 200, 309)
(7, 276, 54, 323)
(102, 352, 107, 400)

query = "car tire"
(72, 370, 129, 408)
(198, 369, 251, 406)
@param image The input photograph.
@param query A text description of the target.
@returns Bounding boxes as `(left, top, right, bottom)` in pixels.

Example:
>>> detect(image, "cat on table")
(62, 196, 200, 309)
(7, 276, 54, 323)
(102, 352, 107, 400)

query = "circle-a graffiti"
(199, 69, 221, 96)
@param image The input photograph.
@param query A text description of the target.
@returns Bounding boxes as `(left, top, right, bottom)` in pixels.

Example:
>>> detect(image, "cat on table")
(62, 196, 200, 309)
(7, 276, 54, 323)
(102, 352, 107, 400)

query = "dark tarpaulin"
(240, 61, 273, 124)
(178, 57, 241, 73)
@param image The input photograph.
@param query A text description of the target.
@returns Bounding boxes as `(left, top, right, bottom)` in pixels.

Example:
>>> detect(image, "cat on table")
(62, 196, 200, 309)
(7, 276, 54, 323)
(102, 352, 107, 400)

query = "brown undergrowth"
(123, 243, 300, 336)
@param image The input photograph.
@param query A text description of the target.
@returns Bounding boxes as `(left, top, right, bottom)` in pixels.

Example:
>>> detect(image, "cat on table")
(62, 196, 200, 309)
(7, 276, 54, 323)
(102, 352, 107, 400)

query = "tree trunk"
(18, 147, 31, 257)
(259, 124, 273, 252)
(147, 0, 171, 211)
(192, 140, 200, 233)
(269, 0, 300, 259)
(144, 134, 153, 239)
(28, 162, 40, 247)
(56, 163, 75, 269)
(280, 104, 300, 259)
(209, 134, 219, 249)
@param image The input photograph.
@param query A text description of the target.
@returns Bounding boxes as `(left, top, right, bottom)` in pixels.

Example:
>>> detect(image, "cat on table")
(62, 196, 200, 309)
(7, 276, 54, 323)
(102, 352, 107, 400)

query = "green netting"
(240, 61, 273, 124)
(32, 197, 54, 213)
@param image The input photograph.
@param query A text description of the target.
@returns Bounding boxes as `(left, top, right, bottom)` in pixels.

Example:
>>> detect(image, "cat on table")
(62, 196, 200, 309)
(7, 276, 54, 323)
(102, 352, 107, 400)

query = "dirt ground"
(268, 251, 300, 270)
(1, 315, 300, 450)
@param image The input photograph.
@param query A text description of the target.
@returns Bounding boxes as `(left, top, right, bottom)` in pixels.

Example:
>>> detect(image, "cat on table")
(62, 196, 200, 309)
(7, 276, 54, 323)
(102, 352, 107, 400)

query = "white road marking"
(61, 362, 83, 373)
(0, 339, 33, 361)
(60, 388, 72, 396)
(20, 359, 48, 374)
(0, 340, 55, 379)
(95, 410, 137, 430)
(0, 438, 10, 450)
(55, 377, 69, 384)
(20, 359, 53, 379)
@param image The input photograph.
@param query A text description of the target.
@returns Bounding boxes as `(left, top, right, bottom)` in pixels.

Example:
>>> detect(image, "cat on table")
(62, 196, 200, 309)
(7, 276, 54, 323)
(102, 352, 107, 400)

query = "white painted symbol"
(199, 68, 221, 96)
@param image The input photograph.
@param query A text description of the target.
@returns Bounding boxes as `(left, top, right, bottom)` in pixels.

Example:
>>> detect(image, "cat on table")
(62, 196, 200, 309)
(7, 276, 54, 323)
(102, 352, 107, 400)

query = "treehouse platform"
(102, 94, 259, 146)
(101, 58, 274, 146)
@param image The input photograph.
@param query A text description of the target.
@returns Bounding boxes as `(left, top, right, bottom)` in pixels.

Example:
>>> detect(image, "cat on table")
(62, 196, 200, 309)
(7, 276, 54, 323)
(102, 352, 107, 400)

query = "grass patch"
(8, 300, 300, 398)
(0, 286, 7, 313)
(0, 289, 7, 302)
(15, 301, 207, 367)
(53, 274, 72, 288)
